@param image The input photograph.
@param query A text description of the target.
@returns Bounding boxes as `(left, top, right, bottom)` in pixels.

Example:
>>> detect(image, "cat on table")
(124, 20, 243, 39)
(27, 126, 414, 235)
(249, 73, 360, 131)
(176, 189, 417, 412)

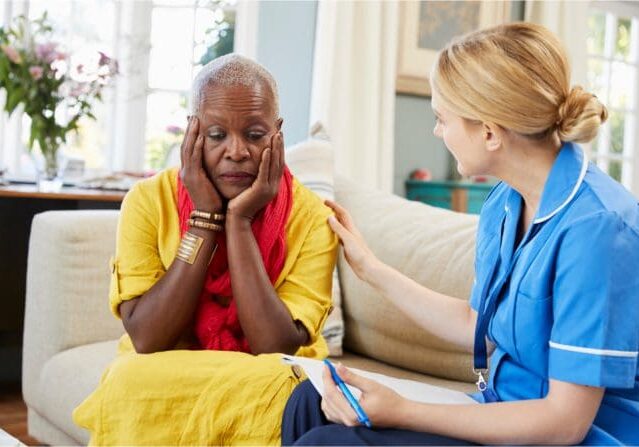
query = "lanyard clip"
(473, 368, 488, 392)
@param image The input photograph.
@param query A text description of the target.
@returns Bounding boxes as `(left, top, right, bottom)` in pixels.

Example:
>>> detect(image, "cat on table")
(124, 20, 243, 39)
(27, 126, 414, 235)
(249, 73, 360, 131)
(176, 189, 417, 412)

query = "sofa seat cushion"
(37, 340, 118, 444)
(336, 351, 476, 394)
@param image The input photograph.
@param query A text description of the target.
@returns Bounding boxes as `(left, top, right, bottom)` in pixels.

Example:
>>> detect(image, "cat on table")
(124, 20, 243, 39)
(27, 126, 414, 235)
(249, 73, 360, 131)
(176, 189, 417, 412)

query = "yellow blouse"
(109, 167, 337, 357)
(73, 168, 338, 445)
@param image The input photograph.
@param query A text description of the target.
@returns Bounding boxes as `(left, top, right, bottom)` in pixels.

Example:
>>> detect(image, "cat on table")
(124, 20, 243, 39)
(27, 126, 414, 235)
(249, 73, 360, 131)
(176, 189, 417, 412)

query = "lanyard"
(472, 211, 560, 402)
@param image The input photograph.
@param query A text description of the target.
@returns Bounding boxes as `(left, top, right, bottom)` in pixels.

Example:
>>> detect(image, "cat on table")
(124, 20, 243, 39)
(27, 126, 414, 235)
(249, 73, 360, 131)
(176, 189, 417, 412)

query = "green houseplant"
(0, 13, 117, 190)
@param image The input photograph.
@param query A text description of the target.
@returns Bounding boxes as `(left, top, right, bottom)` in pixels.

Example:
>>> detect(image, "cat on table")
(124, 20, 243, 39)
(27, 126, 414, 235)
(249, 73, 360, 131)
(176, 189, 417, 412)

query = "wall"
(255, 0, 525, 195)
(393, 95, 449, 195)
(256, 1, 318, 146)
(392, 0, 526, 196)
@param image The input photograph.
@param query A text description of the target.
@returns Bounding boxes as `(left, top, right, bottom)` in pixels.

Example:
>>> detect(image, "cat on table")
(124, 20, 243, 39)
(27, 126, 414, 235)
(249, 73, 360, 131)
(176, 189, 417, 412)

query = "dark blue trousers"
(282, 380, 477, 446)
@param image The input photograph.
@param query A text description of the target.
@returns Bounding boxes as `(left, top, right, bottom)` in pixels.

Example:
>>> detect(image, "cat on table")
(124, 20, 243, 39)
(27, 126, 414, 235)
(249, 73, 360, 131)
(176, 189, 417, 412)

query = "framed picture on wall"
(396, 1, 511, 97)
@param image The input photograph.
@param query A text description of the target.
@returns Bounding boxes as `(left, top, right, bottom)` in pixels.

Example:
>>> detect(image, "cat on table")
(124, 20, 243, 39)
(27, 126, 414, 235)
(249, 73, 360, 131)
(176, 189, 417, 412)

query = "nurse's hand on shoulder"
(228, 132, 284, 222)
(321, 363, 405, 428)
(325, 200, 379, 281)
(180, 116, 223, 213)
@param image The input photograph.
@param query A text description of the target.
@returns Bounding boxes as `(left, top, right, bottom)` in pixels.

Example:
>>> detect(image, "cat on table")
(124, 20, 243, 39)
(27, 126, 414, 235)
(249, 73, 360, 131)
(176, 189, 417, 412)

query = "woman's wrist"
(388, 397, 421, 430)
(362, 255, 385, 284)
(193, 203, 223, 214)
(225, 211, 253, 232)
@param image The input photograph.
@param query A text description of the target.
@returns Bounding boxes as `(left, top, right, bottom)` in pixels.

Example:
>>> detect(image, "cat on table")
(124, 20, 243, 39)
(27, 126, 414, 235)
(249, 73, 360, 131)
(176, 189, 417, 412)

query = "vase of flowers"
(0, 13, 118, 191)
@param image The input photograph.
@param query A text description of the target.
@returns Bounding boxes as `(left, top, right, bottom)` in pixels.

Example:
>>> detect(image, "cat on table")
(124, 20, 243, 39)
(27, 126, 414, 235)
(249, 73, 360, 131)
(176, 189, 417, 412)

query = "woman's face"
(431, 92, 492, 177)
(196, 82, 282, 200)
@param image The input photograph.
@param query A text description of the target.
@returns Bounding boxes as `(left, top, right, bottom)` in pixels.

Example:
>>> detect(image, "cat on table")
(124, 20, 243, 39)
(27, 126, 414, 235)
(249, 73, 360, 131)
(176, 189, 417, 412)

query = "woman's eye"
(247, 132, 265, 141)
(208, 133, 225, 141)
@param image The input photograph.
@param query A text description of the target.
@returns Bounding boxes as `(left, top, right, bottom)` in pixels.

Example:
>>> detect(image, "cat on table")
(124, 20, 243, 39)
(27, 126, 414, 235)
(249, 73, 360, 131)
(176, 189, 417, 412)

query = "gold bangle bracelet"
(176, 232, 204, 264)
(190, 210, 225, 222)
(188, 218, 223, 232)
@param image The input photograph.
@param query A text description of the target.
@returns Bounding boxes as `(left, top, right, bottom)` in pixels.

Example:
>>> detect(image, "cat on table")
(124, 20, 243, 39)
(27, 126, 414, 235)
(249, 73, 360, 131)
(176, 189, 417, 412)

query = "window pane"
(148, 7, 196, 90)
(145, 91, 189, 170)
(194, 2, 235, 67)
(609, 111, 625, 155)
(153, 0, 197, 6)
(609, 159, 623, 182)
(587, 58, 608, 101)
(26, 1, 117, 173)
(591, 132, 601, 154)
(609, 61, 636, 109)
(587, 11, 606, 55)
(28, 1, 72, 30)
(615, 17, 632, 61)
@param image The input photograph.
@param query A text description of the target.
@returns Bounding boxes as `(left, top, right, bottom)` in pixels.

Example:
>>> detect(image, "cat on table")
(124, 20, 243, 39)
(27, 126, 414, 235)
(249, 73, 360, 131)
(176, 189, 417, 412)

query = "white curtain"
(310, 0, 398, 193)
(525, 0, 589, 87)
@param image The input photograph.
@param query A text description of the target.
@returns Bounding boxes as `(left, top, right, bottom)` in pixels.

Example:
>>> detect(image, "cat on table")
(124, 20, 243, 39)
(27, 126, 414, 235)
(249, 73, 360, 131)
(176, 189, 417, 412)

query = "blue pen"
(323, 359, 372, 428)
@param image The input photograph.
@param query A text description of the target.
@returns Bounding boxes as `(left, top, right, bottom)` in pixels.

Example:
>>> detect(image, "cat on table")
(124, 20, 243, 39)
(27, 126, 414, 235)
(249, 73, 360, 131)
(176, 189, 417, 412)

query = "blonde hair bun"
(557, 86, 608, 143)
(432, 22, 608, 144)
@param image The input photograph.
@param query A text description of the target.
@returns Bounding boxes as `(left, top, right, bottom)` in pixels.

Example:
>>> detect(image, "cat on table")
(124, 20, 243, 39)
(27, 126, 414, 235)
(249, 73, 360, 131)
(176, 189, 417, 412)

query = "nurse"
(281, 22, 639, 445)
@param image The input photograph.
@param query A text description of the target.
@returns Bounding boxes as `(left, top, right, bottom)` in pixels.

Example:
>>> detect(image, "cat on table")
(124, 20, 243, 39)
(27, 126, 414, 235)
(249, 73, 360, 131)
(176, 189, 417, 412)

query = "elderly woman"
(282, 23, 639, 446)
(73, 54, 337, 445)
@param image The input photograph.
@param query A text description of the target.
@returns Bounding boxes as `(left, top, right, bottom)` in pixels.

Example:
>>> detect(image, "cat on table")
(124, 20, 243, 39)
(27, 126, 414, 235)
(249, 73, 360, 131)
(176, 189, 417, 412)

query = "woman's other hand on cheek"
(227, 131, 285, 222)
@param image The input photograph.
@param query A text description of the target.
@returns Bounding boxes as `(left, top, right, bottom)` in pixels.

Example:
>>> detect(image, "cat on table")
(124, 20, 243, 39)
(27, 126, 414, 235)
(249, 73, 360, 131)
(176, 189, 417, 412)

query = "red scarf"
(177, 167, 294, 352)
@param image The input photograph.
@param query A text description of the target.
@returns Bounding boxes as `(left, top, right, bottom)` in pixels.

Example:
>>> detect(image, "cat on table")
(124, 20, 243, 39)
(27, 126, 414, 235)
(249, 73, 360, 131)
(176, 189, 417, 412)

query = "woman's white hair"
(191, 53, 279, 115)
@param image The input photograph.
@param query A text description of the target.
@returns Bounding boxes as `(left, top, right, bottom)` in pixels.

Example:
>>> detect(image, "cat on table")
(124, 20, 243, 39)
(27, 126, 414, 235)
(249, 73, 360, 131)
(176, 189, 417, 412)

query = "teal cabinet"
(405, 180, 496, 214)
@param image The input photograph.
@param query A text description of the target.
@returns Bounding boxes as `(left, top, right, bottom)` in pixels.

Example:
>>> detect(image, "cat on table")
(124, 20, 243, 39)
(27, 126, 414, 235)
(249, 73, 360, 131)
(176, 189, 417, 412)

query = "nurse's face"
(431, 92, 493, 177)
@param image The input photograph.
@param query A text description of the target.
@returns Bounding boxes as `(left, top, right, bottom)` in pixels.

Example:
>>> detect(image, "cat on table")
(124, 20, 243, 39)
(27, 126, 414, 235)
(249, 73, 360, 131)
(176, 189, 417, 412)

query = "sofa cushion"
(37, 340, 118, 444)
(287, 123, 344, 356)
(335, 176, 479, 382)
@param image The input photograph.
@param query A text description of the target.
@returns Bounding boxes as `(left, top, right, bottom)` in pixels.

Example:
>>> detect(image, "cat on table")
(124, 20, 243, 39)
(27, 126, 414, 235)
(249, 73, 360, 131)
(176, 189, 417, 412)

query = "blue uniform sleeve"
(549, 212, 639, 388)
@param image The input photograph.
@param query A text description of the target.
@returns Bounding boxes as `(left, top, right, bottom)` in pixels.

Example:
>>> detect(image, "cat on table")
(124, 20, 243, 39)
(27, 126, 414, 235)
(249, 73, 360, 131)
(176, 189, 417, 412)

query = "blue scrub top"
(470, 142, 639, 445)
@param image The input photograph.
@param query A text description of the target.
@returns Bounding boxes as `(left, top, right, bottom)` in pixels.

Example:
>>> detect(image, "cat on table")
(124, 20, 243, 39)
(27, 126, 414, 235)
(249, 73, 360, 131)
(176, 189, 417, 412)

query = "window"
(587, 1, 639, 196)
(145, 0, 235, 171)
(0, 0, 239, 179)
(27, 0, 118, 172)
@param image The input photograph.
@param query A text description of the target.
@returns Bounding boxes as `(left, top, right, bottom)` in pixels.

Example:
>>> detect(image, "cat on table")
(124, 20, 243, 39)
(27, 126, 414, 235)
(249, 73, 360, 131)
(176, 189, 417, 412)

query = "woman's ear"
(483, 122, 503, 152)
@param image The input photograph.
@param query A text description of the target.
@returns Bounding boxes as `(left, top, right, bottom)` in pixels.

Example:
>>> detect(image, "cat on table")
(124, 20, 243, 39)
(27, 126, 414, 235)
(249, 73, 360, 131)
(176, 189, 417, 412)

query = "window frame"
(588, 0, 639, 196)
(0, 0, 257, 177)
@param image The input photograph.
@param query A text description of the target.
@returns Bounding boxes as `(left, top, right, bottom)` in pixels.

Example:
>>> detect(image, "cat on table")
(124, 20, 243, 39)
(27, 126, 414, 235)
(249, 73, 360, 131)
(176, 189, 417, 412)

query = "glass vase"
(31, 149, 66, 193)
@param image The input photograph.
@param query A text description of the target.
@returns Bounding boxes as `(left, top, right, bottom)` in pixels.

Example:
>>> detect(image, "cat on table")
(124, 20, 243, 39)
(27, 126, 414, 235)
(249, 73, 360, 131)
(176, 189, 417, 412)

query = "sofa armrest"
(23, 210, 124, 408)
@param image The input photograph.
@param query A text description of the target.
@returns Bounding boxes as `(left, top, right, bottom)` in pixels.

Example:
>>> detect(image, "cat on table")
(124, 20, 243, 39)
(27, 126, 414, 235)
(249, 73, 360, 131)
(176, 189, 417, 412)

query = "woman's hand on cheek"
(179, 116, 223, 212)
(227, 131, 284, 222)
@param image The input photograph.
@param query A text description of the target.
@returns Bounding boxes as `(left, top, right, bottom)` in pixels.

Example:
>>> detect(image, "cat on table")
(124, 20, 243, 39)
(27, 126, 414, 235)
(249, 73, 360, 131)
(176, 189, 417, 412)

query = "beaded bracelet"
(188, 218, 223, 232)
(190, 209, 225, 222)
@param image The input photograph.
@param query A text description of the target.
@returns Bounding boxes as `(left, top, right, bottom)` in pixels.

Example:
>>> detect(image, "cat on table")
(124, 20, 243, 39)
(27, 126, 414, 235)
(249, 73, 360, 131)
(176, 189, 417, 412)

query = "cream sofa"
(22, 176, 479, 445)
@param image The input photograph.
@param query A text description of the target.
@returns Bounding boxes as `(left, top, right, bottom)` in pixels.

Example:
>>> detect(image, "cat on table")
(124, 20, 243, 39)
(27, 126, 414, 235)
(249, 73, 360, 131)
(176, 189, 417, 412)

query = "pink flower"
(29, 66, 44, 80)
(1, 44, 22, 64)
(35, 42, 59, 63)
(166, 125, 184, 135)
(98, 51, 111, 66)
(69, 82, 90, 98)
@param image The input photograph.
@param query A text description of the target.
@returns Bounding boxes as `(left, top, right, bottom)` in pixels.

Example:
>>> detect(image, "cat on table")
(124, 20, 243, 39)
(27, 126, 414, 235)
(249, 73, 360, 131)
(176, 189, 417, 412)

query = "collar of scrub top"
(472, 142, 590, 399)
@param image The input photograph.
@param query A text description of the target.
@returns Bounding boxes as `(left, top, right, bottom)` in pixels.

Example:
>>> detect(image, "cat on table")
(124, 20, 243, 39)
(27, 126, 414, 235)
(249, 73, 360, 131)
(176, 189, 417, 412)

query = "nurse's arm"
(393, 378, 604, 445)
